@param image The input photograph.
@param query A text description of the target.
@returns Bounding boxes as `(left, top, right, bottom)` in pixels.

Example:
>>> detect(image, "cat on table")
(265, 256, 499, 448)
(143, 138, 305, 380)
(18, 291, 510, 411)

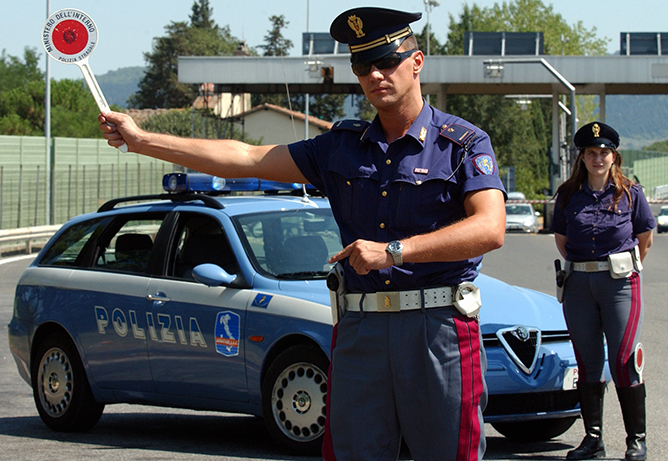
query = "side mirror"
(192, 263, 238, 287)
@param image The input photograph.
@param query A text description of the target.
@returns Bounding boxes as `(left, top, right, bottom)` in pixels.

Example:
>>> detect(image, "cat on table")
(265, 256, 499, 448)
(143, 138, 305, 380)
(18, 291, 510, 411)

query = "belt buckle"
(377, 292, 401, 312)
(585, 262, 597, 272)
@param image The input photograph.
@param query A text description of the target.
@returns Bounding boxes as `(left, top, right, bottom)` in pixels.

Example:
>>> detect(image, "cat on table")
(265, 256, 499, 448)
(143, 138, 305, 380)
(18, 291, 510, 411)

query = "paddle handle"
(79, 61, 128, 153)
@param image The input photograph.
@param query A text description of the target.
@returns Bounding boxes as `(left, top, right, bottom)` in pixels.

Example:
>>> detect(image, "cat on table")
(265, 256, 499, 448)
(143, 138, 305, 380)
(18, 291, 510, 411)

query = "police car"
(9, 173, 583, 454)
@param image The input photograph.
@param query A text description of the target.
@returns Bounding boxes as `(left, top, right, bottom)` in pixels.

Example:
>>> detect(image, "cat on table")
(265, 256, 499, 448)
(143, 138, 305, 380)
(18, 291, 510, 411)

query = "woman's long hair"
(555, 148, 634, 211)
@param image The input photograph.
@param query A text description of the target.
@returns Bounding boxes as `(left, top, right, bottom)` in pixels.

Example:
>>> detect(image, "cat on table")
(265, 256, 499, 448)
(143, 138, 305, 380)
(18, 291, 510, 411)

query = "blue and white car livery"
(9, 173, 588, 454)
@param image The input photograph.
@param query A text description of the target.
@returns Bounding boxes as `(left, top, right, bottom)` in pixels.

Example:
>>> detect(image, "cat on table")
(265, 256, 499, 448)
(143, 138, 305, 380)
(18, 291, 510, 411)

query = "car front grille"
(484, 389, 579, 417)
(483, 329, 571, 375)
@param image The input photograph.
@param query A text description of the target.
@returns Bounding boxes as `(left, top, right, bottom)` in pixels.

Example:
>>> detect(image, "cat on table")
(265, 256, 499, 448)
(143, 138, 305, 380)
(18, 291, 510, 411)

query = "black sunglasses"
(351, 49, 419, 77)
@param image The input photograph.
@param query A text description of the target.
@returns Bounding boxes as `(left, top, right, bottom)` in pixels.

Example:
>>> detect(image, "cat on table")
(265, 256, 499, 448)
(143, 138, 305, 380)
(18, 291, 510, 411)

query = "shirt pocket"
(390, 175, 463, 232)
(599, 206, 633, 241)
(327, 161, 380, 229)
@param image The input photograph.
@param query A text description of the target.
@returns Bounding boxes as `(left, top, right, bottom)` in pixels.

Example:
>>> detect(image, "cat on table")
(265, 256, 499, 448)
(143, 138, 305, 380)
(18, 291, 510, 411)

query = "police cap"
(574, 121, 620, 150)
(330, 7, 422, 65)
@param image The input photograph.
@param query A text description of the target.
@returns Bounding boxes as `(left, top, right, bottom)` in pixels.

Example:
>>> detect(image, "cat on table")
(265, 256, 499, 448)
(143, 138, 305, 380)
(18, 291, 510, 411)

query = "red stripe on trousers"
(454, 316, 484, 461)
(617, 272, 641, 387)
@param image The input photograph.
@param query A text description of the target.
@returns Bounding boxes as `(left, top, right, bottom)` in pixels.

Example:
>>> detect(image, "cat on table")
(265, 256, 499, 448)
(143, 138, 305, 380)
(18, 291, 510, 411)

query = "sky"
(2, 0, 668, 81)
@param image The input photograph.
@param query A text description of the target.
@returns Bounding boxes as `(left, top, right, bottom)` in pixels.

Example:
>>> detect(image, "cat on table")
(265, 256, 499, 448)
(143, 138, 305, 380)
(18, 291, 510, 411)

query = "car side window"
(94, 218, 163, 274)
(169, 214, 239, 281)
(39, 217, 111, 267)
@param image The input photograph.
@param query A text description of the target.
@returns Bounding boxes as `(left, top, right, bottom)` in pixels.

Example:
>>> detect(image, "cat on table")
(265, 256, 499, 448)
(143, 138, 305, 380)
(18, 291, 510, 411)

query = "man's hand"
(329, 239, 393, 275)
(98, 111, 141, 152)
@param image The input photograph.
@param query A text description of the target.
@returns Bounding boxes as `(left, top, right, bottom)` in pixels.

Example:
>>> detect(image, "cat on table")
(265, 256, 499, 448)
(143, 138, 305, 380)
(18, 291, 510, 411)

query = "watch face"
(388, 241, 403, 253)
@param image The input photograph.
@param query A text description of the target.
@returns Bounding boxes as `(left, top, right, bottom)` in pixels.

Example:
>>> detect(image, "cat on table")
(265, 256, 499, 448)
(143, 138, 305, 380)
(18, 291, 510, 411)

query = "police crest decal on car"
(215, 311, 240, 357)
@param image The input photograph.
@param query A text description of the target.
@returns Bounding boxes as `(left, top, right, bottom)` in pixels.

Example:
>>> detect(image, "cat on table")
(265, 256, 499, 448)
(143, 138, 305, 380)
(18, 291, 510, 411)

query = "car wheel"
(32, 332, 105, 432)
(492, 417, 577, 442)
(262, 344, 329, 455)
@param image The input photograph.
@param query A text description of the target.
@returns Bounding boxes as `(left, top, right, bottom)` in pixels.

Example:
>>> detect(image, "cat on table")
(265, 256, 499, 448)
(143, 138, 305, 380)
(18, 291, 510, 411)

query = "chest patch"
(472, 154, 495, 175)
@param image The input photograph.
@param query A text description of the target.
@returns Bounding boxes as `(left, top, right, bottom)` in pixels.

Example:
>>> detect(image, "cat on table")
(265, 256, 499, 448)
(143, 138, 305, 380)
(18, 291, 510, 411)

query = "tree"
(257, 15, 293, 57)
(129, 0, 239, 109)
(0, 49, 44, 135)
(51, 79, 106, 138)
(0, 48, 104, 137)
(252, 15, 294, 109)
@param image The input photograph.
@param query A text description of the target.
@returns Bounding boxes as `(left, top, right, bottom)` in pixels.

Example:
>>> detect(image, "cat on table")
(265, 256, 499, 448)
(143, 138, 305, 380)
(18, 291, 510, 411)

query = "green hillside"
(607, 95, 668, 149)
(97, 66, 146, 108)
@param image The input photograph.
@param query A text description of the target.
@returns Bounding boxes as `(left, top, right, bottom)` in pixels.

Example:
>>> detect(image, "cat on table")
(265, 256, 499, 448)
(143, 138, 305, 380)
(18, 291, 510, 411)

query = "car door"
(145, 212, 251, 402)
(65, 213, 165, 392)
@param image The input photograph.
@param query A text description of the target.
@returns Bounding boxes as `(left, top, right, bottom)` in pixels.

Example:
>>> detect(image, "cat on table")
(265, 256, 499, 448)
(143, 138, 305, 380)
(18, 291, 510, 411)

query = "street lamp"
(424, 0, 440, 105)
(45, 0, 51, 225)
(424, 0, 441, 57)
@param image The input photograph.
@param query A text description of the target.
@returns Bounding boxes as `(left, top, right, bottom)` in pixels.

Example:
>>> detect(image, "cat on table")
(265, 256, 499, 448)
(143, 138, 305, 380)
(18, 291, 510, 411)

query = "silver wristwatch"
(386, 240, 404, 266)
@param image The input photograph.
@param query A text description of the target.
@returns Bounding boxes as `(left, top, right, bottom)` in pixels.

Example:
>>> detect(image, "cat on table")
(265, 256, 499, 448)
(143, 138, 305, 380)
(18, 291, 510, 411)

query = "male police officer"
(100, 7, 506, 460)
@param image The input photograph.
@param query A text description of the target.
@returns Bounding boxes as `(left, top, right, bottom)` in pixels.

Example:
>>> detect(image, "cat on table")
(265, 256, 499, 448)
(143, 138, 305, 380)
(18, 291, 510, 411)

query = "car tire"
(491, 417, 577, 442)
(32, 332, 105, 432)
(261, 344, 329, 455)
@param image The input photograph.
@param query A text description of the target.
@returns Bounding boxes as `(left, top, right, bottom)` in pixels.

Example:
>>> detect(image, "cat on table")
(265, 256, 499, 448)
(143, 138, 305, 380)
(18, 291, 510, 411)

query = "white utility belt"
(571, 261, 609, 272)
(344, 287, 455, 312)
(568, 247, 641, 280)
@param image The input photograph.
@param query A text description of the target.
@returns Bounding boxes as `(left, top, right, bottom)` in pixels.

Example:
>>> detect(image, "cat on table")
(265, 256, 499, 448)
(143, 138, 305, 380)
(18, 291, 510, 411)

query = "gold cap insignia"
(592, 123, 600, 138)
(348, 15, 365, 38)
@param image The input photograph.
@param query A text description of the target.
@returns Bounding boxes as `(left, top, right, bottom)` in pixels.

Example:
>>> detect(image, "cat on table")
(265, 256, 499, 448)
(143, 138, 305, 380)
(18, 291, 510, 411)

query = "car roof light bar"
(162, 173, 315, 193)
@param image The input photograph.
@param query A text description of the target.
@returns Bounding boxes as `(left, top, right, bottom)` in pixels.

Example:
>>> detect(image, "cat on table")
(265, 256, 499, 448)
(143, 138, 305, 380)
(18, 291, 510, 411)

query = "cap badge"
(347, 15, 365, 38)
(592, 123, 600, 138)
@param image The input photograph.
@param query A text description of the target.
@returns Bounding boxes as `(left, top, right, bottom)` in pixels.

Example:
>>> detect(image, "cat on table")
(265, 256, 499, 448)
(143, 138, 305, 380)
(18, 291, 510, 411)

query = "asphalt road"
(1, 232, 666, 460)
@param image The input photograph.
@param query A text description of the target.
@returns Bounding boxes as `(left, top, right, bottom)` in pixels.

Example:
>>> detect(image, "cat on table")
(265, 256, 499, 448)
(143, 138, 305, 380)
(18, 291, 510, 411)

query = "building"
(227, 103, 333, 145)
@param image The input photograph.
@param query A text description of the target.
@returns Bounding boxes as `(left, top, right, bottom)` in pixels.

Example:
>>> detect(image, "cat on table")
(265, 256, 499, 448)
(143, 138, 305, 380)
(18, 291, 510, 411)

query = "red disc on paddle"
(52, 19, 89, 55)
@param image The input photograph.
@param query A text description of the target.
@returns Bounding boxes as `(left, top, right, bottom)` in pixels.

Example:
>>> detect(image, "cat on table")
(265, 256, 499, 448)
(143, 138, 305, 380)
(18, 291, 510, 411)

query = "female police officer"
(551, 122, 655, 460)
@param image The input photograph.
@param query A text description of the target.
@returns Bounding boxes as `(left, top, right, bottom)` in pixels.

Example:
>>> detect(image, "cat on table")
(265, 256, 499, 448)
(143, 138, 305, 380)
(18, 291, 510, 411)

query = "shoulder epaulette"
(439, 124, 477, 149)
(331, 120, 370, 132)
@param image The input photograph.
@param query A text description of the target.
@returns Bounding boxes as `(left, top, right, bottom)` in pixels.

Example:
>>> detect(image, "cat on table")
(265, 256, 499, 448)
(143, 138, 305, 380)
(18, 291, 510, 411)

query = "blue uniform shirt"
(289, 103, 506, 293)
(550, 181, 656, 261)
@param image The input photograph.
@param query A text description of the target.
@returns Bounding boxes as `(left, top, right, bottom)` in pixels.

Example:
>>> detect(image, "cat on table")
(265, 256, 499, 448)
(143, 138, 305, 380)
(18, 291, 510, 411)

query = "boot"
(617, 383, 647, 461)
(567, 381, 606, 460)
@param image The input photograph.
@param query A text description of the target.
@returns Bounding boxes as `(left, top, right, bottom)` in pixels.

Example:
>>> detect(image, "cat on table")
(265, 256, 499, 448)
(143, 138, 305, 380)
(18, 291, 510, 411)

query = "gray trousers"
(322, 306, 487, 461)
(562, 270, 644, 387)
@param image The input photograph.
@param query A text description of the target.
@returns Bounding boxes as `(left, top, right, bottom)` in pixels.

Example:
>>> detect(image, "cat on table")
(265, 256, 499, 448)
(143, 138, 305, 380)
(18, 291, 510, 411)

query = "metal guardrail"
(0, 225, 61, 256)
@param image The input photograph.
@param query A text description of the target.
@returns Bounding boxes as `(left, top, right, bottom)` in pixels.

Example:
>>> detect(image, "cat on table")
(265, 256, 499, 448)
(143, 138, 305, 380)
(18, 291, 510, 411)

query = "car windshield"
(660, 208, 668, 216)
(234, 208, 342, 279)
(506, 204, 532, 215)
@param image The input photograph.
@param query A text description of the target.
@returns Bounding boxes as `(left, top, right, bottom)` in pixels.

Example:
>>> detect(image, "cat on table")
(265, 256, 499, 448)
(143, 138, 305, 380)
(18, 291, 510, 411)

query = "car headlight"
(523, 218, 534, 226)
(658, 216, 668, 226)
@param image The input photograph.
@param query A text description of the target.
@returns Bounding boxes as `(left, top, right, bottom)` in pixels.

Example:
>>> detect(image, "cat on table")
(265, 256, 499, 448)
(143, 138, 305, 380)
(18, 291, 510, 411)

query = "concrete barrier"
(0, 225, 61, 256)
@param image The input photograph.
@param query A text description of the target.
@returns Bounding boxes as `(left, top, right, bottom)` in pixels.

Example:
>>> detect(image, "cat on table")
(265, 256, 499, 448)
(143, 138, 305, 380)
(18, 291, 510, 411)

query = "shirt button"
(385, 280, 391, 285)
(416, 180, 422, 185)
(382, 191, 388, 197)
(386, 159, 391, 165)
(380, 223, 386, 229)
(346, 181, 351, 186)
